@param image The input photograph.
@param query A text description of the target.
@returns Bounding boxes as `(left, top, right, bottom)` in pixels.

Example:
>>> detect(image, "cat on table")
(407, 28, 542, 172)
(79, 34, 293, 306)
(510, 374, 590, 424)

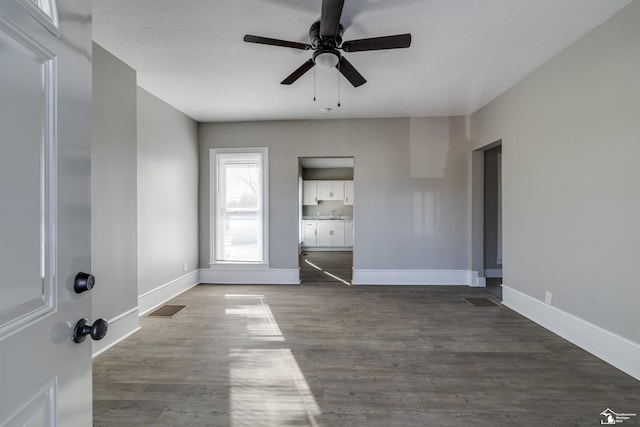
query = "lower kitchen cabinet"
(345, 220, 354, 246)
(302, 220, 317, 246)
(317, 220, 345, 247)
(301, 220, 353, 248)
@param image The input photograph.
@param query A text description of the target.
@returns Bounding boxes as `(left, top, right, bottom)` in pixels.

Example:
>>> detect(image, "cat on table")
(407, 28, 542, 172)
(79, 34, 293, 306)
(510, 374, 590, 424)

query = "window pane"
(225, 163, 258, 210)
(222, 212, 260, 261)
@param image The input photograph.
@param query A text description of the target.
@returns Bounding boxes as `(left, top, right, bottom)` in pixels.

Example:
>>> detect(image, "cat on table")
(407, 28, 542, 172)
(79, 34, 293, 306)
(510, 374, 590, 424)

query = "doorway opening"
(472, 141, 502, 299)
(298, 157, 354, 285)
(483, 145, 502, 299)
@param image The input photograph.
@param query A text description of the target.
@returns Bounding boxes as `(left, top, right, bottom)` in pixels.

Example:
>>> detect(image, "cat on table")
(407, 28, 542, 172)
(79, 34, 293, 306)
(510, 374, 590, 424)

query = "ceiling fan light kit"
(314, 49, 340, 69)
(243, 0, 411, 88)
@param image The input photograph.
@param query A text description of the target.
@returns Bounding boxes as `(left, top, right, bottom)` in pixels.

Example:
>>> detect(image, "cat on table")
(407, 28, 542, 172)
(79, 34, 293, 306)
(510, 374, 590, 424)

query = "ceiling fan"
(243, 0, 411, 87)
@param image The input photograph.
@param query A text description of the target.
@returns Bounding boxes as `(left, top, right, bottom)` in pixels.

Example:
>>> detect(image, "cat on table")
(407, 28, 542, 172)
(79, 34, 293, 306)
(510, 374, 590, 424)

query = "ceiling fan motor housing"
(309, 21, 343, 49)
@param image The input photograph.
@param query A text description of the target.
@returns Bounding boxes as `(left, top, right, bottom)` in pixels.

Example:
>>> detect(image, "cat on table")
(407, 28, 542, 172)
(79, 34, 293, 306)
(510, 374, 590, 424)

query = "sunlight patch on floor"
(323, 271, 352, 286)
(225, 294, 284, 341)
(304, 259, 322, 270)
(304, 258, 352, 286)
(226, 294, 321, 427)
(230, 348, 321, 427)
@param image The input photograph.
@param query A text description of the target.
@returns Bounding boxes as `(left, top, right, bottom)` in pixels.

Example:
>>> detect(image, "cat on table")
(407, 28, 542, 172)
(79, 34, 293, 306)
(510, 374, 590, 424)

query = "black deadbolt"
(74, 272, 95, 294)
(73, 318, 108, 343)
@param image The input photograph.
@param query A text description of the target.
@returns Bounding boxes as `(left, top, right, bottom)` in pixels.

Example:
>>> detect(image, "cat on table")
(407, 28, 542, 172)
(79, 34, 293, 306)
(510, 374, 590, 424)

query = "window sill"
(208, 262, 270, 270)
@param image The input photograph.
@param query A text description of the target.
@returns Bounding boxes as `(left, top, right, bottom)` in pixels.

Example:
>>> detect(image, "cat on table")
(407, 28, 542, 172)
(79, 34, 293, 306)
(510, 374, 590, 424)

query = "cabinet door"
(316, 221, 331, 246)
(345, 221, 354, 246)
(317, 221, 345, 246)
(316, 181, 331, 200)
(331, 221, 345, 246)
(302, 180, 317, 205)
(331, 181, 345, 200)
(317, 180, 344, 200)
(302, 221, 317, 246)
(344, 181, 354, 205)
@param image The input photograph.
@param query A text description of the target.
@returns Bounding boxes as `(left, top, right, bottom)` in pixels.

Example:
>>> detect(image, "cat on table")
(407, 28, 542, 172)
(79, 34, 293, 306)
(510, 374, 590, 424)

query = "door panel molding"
(0, 379, 57, 427)
(0, 17, 57, 339)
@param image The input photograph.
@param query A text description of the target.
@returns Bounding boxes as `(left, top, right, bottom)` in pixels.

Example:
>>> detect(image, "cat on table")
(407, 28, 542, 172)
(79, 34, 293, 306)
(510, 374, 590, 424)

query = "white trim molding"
(352, 269, 483, 286)
(138, 270, 200, 316)
(502, 285, 640, 381)
(92, 307, 140, 358)
(200, 267, 300, 285)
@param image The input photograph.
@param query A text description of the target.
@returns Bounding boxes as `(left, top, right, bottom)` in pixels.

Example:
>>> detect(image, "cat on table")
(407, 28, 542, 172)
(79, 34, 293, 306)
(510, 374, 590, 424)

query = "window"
(210, 148, 268, 264)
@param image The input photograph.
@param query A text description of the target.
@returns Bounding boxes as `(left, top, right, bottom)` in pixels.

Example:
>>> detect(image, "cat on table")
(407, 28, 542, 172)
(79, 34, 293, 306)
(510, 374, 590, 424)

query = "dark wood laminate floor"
(94, 283, 639, 426)
(299, 251, 353, 284)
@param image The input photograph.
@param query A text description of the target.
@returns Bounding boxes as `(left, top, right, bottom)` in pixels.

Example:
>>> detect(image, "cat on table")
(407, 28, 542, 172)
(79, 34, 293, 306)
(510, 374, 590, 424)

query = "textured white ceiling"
(93, 0, 630, 122)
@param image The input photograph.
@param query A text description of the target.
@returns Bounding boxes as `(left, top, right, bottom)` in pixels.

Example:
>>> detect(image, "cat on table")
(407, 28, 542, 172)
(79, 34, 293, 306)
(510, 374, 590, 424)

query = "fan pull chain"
(337, 61, 341, 107)
(313, 66, 317, 101)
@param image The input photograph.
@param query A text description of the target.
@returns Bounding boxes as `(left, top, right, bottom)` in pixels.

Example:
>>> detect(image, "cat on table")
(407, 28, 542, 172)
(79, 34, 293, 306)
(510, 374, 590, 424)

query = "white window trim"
(209, 147, 269, 266)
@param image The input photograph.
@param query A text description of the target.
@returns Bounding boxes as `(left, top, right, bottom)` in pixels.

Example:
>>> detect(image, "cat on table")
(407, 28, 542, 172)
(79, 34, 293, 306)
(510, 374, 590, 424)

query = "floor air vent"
(147, 304, 187, 317)
(464, 297, 500, 307)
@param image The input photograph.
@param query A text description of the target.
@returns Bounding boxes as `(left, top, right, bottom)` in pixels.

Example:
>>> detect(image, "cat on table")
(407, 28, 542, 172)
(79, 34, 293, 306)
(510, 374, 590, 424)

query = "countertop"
(302, 216, 353, 220)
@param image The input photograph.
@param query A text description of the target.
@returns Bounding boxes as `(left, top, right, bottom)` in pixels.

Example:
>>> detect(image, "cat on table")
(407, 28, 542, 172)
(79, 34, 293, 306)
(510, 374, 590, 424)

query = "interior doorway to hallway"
(483, 144, 502, 299)
(298, 157, 354, 284)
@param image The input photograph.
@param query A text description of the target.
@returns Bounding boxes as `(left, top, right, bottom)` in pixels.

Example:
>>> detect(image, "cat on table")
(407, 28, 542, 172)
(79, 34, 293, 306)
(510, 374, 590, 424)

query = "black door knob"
(73, 318, 108, 343)
(74, 272, 95, 294)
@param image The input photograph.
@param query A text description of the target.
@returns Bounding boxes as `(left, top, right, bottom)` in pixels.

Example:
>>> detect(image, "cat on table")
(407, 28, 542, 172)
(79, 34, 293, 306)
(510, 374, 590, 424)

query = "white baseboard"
(502, 285, 640, 381)
(138, 270, 200, 316)
(352, 269, 481, 286)
(92, 307, 140, 358)
(199, 267, 300, 285)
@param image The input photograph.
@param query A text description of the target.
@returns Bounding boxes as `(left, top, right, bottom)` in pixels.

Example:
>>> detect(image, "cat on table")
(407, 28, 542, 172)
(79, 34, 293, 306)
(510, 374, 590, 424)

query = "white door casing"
(0, 0, 93, 426)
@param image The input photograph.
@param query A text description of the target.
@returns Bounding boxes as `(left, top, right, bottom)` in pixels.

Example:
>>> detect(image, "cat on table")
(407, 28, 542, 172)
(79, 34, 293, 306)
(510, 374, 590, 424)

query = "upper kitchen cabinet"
(303, 180, 318, 205)
(317, 180, 345, 201)
(344, 181, 354, 206)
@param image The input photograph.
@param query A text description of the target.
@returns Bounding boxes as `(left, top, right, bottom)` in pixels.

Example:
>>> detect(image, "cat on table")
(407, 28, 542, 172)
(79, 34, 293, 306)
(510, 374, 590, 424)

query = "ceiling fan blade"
(342, 33, 412, 52)
(320, 0, 345, 38)
(281, 59, 315, 85)
(244, 34, 311, 50)
(337, 56, 366, 87)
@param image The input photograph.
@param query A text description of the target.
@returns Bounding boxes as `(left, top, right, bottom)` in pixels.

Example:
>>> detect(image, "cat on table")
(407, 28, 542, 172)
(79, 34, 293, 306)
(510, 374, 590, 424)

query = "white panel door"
(0, 1, 94, 426)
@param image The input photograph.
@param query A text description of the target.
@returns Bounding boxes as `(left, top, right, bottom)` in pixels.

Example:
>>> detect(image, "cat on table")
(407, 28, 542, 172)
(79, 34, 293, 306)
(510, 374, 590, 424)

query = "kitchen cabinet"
(317, 220, 345, 247)
(344, 180, 354, 205)
(345, 220, 354, 246)
(303, 180, 318, 205)
(301, 220, 317, 246)
(317, 180, 344, 201)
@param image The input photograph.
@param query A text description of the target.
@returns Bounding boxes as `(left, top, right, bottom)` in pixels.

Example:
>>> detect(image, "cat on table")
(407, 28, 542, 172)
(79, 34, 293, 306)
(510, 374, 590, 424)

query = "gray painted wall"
(137, 88, 199, 295)
(91, 44, 138, 322)
(199, 117, 470, 271)
(470, 1, 640, 343)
